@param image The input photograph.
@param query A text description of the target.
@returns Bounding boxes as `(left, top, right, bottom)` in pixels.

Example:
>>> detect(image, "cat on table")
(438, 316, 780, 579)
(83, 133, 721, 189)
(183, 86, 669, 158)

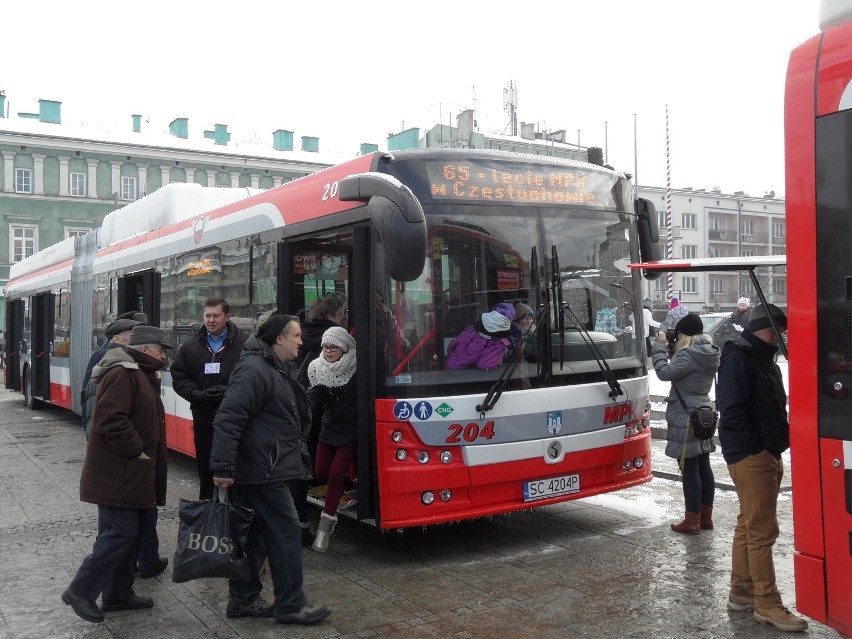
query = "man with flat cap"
(63, 326, 173, 624)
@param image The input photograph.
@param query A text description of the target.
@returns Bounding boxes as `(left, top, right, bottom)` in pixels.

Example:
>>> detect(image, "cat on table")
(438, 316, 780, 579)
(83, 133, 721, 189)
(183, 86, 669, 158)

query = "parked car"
(699, 312, 740, 349)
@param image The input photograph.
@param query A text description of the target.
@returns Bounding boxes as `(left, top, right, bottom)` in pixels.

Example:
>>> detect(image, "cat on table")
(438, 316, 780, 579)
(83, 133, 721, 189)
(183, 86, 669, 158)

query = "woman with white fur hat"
(305, 326, 358, 552)
(730, 297, 751, 329)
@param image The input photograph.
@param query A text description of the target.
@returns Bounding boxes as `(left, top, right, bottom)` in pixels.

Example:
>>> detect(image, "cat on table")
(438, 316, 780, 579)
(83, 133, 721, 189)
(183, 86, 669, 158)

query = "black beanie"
(675, 312, 704, 337)
(256, 314, 291, 345)
(746, 303, 787, 332)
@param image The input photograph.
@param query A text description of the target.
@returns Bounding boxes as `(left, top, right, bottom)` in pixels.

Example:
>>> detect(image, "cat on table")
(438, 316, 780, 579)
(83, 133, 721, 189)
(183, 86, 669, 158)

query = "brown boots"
(671, 511, 701, 535)
(700, 505, 713, 530)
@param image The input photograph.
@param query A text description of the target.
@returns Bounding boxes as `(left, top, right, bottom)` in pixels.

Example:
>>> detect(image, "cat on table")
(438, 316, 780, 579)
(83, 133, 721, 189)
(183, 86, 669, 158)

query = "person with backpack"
(651, 312, 720, 535)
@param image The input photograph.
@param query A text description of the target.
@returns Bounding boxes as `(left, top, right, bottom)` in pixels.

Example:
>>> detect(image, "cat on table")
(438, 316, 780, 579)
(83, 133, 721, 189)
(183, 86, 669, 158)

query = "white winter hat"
(737, 297, 750, 306)
(322, 326, 356, 352)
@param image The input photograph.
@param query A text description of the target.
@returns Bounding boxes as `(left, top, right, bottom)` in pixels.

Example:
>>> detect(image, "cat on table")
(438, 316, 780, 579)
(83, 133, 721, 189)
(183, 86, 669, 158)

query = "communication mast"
(503, 81, 518, 136)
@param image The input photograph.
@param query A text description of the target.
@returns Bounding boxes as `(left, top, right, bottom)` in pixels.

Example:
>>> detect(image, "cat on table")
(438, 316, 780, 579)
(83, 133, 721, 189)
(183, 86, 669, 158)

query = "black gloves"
(194, 385, 228, 404)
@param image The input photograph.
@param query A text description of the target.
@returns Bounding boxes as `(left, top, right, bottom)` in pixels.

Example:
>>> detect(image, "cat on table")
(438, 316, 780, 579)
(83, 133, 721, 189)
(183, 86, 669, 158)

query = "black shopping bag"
(172, 489, 253, 583)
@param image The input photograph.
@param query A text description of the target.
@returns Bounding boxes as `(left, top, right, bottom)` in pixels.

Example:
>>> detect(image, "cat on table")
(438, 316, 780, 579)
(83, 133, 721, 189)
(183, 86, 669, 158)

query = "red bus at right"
(786, 2, 852, 636)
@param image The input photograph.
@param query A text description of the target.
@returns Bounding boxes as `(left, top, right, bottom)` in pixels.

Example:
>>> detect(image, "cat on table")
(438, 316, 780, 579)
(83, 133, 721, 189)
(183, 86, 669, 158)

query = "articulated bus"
(785, 2, 852, 635)
(4, 148, 661, 530)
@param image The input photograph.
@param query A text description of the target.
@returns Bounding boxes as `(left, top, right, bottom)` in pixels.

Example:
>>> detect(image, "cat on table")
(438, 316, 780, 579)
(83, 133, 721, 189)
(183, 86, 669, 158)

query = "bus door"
(5, 299, 25, 391)
(117, 270, 161, 326)
(281, 226, 376, 523)
(30, 292, 55, 404)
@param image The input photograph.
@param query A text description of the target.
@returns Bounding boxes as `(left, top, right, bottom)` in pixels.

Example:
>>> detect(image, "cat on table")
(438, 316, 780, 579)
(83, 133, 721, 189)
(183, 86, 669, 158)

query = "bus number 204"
(445, 421, 495, 443)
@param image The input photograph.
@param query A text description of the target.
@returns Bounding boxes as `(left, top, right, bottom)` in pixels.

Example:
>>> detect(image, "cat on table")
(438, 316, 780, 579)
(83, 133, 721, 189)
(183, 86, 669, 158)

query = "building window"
(741, 220, 754, 236)
(711, 218, 725, 231)
(657, 210, 668, 229)
(709, 278, 723, 294)
(10, 224, 37, 262)
(15, 168, 33, 193)
(70, 172, 87, 197)
(681, 244, 697, 259)
(121, 176, 137, 201)
(65, 227, 90, 239)
(681, 213, 697, 230)
(683, 277, 697, 293)
(740, 249, 756, 257)
(772, 222, 784, 239)
(773, 279, 787, 295)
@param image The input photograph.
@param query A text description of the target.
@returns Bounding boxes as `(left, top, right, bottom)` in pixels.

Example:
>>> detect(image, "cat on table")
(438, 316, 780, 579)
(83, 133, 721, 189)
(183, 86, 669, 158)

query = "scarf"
(307, 348, 357, 388)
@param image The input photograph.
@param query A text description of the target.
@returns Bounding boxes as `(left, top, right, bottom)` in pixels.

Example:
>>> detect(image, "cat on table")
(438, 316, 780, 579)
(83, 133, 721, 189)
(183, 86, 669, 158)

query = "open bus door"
(280, 227, 378, 524)
(117, 270, 161, 326)
(5, 299, 24, 391)
(28, 292, 55, 407)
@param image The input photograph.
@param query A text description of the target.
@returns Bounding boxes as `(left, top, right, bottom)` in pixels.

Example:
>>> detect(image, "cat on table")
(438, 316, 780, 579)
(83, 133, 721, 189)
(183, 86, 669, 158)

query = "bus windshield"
(382, 203, 641, 397)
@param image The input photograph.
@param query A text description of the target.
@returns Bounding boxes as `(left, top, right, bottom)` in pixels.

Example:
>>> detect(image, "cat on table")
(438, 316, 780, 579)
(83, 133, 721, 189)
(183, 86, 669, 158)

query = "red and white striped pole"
(665, 104, 674, 299)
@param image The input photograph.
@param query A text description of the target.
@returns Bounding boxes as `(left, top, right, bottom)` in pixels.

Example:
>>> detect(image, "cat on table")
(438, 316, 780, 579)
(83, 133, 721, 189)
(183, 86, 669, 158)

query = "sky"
(1, 1, 821, 197)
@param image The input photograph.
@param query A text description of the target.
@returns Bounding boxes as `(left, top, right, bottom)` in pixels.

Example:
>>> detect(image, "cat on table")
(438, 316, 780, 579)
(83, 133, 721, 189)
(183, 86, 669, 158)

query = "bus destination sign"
(425, 160, 613, 205)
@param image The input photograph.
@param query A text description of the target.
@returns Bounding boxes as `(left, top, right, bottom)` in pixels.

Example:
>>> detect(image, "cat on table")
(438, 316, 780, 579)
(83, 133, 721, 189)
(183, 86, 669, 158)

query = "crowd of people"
(61, 291, 806, 633)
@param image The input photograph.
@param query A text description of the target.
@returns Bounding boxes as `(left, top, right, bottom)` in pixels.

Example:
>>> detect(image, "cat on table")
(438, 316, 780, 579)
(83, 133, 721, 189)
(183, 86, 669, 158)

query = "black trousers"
(193, 421, 215, 500)
(69, 506, 146, 603)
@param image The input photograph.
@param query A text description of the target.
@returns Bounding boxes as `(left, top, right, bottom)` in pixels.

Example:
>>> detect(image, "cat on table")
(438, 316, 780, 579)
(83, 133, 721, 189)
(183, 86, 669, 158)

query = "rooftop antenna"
(503, 81, 518, 136)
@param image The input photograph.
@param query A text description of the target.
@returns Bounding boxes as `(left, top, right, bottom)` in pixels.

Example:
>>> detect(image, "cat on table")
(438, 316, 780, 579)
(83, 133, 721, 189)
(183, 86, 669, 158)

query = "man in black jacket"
(211, 315, 330, 625)
(717, 304, 807, 632)
(170, 298, 247, 500)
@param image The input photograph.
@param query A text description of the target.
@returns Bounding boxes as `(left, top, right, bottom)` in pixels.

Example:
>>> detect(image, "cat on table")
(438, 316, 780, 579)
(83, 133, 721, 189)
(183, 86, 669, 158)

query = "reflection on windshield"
(383, 208, 642, 393)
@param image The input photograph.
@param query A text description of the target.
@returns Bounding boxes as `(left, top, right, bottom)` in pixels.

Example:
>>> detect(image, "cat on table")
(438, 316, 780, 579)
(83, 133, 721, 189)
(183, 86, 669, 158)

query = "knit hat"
(513, 303, 534, 320)
(321, 326, 356, 353)
(737, 297, 750, 306)
(481, 303, 515, 333)
(746, 303, 787, 332)
(105, 318, 145, 338)
(256, 313, 292, 345)
(127, 325, 173, 348)
(642, 298, 653, 310)
(674, 313, 703, 337)
(669, 297, 680, 309)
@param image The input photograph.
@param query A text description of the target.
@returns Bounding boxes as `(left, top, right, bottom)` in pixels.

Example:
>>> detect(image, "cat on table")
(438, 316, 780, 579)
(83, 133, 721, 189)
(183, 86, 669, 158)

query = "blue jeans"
(681, 453, 714, 514)
(230, 482, 308, 614)
(70, 506, 146, 602)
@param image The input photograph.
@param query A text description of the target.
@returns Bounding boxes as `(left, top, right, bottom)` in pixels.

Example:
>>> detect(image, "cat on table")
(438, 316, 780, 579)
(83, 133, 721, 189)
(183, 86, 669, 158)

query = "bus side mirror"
(635, 198, 662, 280)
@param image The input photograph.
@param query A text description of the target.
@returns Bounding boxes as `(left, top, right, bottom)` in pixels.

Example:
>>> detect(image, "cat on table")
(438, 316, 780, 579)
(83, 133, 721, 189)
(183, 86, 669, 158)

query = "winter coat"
(210, 334, 313, 485)
(80, 347, 168, 508)
(170, 321, 247, 425)
(306, 376, 358, 448)
(81, 341, 115, 431)
(652, 334, 720, 460)
(295, 317, 338, 388)
(730, 308, 751, 329)
(446, 325, 510, 370)
(664, 305, 689, 329)
(717, 331, 788, 464)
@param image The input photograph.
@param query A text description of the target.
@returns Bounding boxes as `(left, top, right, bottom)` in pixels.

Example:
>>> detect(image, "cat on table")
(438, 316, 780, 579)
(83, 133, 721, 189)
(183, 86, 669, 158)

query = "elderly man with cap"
(62, 326, 172, 624)
(717, 304, 807, 632)
(211, 314, 330, 625)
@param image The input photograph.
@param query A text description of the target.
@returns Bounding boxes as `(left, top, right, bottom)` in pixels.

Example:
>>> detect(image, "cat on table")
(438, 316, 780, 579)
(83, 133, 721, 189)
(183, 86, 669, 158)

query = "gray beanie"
(322, 326, 356, 352)
(747, 304, 787, 332)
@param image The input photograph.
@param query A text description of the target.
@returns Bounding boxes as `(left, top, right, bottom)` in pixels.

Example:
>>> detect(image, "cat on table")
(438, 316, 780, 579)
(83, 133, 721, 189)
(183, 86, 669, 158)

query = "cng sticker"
(546, 411, 563, 435)
(435, 403, 454, 417)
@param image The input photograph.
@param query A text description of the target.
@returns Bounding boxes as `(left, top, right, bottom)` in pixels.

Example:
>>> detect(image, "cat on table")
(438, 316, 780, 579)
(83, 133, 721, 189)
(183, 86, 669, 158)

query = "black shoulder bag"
(672, 384, 718, 441)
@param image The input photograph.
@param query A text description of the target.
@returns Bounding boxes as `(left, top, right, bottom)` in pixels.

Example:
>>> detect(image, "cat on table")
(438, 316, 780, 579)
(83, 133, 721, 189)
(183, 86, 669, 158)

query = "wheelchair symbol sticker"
(393, 402, 413, 421)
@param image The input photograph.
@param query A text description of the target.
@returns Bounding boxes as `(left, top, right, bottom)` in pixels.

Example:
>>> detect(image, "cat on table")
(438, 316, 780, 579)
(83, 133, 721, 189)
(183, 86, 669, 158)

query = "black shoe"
(138, 556, 168, 579)
(226, 598, 274, 618)
(275, 603, 331, 625)
(62, 588, 104, 623)
(301, 526, 316, 547)
(101, 594, 154, 612)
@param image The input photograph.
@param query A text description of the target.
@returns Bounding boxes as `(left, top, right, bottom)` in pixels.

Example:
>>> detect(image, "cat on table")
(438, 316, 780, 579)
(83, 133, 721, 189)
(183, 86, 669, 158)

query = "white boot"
(312, 512, 337, 553)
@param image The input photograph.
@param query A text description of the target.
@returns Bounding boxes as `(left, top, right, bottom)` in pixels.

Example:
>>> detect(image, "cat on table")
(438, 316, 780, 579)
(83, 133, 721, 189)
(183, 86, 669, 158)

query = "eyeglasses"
(322, 345, 341, 352)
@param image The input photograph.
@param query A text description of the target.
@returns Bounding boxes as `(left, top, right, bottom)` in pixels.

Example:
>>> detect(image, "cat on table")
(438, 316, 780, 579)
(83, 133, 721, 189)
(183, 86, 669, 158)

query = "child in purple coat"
(446, 303, 515, 370)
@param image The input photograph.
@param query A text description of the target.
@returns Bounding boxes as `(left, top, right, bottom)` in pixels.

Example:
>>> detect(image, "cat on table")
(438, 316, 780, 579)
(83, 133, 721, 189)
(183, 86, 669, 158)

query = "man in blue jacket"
(211, 314, 330, 625)
(717, 303, 807, 633)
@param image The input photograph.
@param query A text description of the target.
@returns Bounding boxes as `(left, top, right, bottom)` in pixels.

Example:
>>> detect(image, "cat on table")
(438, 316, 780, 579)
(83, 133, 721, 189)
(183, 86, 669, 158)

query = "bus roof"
(629, 255, 786, 272)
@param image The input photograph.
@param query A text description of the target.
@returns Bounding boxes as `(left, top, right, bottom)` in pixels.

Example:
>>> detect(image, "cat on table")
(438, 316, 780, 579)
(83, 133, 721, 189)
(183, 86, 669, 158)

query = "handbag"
(673, 385, 718, 441)
(172, 488, 254, 583)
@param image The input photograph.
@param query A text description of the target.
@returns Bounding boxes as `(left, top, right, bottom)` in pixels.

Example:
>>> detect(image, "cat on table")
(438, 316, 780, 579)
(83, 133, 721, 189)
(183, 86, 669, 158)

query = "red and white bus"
(4, 148, 661, 530)
(785, 2, 852, 635)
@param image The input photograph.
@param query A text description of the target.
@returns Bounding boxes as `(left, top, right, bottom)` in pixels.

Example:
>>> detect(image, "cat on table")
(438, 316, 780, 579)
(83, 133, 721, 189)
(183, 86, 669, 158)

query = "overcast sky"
(1, 1, 820, 197)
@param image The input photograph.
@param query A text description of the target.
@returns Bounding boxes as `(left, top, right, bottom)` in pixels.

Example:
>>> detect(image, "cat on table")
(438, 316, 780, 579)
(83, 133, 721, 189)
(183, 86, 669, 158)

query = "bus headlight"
(622, 460, 632, 471)
(634, 457, 644, 469)
(421, 491, 435, 505)
(392, 430, 403, 443)
(440, 450, 453, 464)
(396, 449, 407, 461)
(418, 451, 430, 464)
(440, 489, 452, 502)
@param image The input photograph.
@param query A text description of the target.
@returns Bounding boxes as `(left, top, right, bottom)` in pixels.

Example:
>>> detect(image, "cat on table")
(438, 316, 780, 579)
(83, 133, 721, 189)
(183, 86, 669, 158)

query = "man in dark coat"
(211, 315, 330, 625)
(717, 304, 807, 632)
(170, 298, 247, 500)
(62, 326, 172, 624)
